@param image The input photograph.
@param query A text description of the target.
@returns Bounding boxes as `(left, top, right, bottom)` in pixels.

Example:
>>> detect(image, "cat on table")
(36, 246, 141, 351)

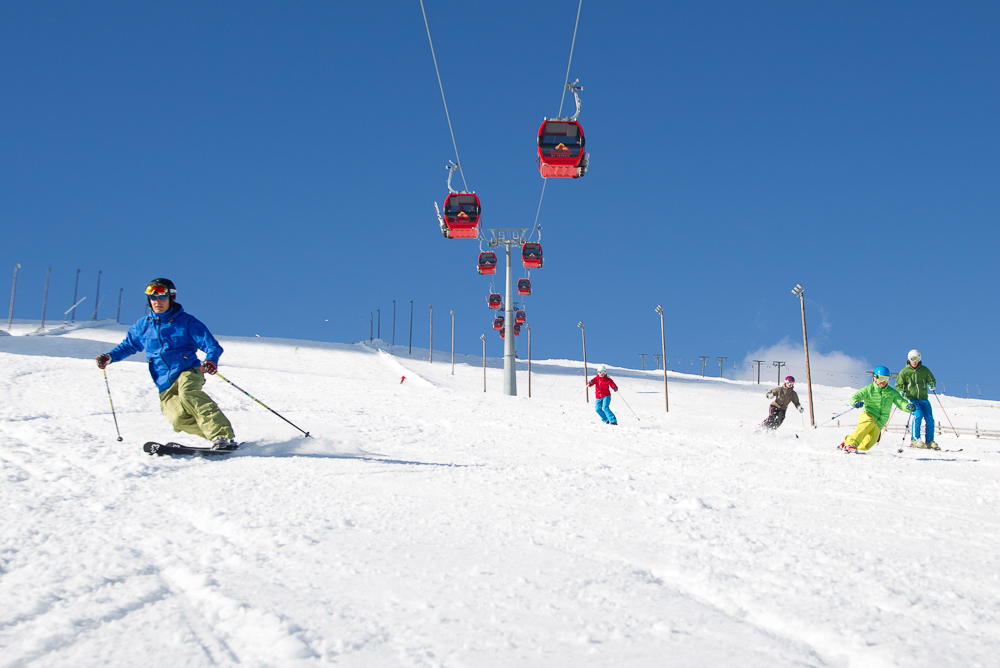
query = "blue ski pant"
(596, 395, 617, 424)
(910, 399, 934, 443)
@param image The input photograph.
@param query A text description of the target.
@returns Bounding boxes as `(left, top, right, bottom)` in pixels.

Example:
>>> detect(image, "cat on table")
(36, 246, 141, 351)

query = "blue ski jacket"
(108, 303, 224, 393)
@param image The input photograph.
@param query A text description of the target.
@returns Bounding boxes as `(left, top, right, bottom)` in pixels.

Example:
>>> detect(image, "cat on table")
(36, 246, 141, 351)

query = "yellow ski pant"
(845, 409, 881, 451)
(159, 367, 234, 442)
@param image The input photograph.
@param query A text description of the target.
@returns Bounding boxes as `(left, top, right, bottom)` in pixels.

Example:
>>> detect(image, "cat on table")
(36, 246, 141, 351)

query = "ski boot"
(212, 436, 240, 451)
(839, 442, 857, 454)
(926, 441, 940, 450)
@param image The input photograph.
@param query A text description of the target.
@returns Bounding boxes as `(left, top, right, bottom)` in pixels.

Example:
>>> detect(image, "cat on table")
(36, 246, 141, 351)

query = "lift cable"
(557, 0, 584, 119)
(532, 0, 584, 231)
(419, 0, 469, 193)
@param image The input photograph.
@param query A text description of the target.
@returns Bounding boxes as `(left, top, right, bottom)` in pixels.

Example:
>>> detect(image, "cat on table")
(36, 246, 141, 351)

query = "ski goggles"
(874, 374, 891, 383)
(908, 356, 921, 362)
(145, 285, 173, 299)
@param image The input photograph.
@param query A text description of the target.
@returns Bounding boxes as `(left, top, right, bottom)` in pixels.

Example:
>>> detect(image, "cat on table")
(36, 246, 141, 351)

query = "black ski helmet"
(146, 277, 177, 306)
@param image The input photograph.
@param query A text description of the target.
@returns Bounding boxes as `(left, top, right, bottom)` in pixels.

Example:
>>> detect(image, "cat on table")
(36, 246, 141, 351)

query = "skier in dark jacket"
(588, 366, 619, 425)
(761, 376, 803, 430)
(95, 278, 238, 450)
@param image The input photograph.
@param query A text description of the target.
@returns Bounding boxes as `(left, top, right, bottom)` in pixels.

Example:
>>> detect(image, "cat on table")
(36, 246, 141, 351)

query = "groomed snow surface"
(2, 322, 999, 668)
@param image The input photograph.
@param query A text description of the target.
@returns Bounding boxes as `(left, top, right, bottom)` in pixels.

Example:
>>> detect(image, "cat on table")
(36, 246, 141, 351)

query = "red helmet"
(784, 376, 795, 384)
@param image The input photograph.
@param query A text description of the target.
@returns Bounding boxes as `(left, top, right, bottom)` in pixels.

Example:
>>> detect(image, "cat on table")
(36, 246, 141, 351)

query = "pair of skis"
(143, 441, 240, 457)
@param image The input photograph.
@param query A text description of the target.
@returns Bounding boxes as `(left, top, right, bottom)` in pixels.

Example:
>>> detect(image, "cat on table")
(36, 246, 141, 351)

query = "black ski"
(143, 441, 238, 457)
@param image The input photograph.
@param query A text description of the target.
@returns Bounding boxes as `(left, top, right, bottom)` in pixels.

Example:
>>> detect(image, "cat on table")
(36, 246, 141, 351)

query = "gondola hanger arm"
(446, 160, 461, 194)
(566, 79, 583, 122)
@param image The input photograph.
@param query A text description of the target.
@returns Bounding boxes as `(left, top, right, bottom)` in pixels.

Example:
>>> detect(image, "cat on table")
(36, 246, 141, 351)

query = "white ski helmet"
(598, 365, 607, 375)
(907, 349, 921, 363)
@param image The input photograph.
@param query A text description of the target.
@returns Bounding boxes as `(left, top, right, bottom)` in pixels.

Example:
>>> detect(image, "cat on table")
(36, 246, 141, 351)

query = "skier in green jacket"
(839, 366, 914, 453)
(896, 349, 938, 449)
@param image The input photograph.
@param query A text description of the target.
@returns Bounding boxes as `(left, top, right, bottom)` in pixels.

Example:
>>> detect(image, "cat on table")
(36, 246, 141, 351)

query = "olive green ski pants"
(159, 367, 234, 442)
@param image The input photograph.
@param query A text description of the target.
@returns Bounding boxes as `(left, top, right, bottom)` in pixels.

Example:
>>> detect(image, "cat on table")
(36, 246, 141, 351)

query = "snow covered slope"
(2, 323, 999, 667)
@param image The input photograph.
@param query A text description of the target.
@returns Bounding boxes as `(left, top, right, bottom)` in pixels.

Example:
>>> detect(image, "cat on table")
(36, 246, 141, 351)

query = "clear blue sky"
(3, 2, 998, 396)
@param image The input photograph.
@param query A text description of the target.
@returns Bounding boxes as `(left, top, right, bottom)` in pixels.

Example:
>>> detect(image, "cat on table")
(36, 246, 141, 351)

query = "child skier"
(895, 349, 938, 449)
(587, 366, 619, 425)
(839, 366, 914, 453)
(760, 375, 804, 430)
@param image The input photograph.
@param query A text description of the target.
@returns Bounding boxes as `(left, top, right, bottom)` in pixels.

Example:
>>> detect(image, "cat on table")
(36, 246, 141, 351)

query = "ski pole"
(740, 397, 771, 427)
(216, 372, 311, 438)
(615, 390, 640, 422)
(570, 385, 587, 403)
(884, 406, 897, 429)
(932, 390, 959, 438)
(102, 368, 123, 442)
(901, 414, 912, 448)
(818, 406, 856, 427)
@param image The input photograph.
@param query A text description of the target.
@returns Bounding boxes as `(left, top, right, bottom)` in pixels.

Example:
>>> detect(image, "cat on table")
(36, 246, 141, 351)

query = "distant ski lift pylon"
(435, 161, 480, 239)
(536, 80, 589, 179)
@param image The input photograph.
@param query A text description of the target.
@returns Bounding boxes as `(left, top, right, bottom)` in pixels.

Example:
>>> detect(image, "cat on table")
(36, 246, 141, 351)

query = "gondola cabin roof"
(522, 243, 543, 269)
(536, 119, 587, 178)
(477, 252, 497, 275)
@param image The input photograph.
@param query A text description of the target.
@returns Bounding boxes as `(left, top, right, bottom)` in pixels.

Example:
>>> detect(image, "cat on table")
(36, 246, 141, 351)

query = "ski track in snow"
(1, 324, 1000, 667)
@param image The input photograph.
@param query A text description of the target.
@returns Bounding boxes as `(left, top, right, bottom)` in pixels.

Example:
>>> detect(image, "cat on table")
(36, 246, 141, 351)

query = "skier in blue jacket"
(96, 278, 237, 449)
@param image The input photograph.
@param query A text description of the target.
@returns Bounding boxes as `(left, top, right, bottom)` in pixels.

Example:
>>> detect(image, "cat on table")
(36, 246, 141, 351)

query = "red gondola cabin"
(522, 243, 543, 269)
(515, 310, 526, 325)
(536, 120, 588, 178)
(517, 278, 532, 296)
(477, 252, 497, 275)
(441, 193, 481, 239)
(493, 315, 504, 331)
(513, 323, 521, 336)
(487, 293, 502, 309)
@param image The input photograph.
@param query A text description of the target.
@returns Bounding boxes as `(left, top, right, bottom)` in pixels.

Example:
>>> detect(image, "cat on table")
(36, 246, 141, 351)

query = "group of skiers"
(97, 278, 942, 454)
(758, 349, 939, 453)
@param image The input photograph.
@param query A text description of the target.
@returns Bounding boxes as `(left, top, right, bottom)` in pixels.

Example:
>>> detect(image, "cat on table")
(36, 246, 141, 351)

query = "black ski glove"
(202, 360, 218, 375)
(96, 353, 111, 369)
